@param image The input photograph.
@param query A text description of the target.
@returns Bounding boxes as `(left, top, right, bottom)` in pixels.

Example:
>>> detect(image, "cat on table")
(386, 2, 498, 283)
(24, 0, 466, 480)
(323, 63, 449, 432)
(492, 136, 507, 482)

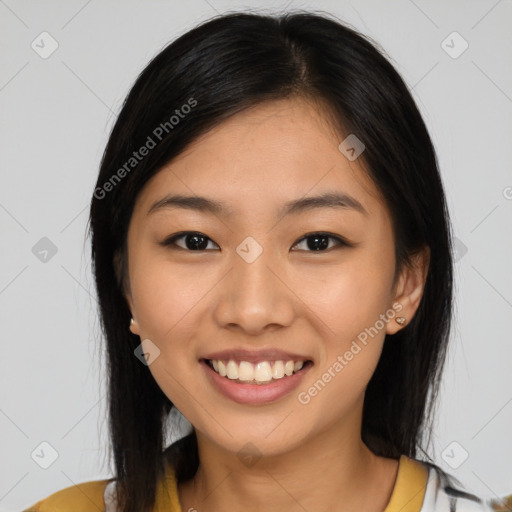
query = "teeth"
(226, 360, 239, 379)
(254, 362, 272, 383)
(209, 358, 307, 383)
(238, 361, 254, 382)
(217, 360, 227, 377)
(272, 360, 284, 379)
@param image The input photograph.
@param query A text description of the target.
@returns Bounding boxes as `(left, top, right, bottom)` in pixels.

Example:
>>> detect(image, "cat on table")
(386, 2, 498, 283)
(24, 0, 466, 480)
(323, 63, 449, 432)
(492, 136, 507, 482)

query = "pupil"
(186, 234, 208, 250)
(308, 234, 329, 251)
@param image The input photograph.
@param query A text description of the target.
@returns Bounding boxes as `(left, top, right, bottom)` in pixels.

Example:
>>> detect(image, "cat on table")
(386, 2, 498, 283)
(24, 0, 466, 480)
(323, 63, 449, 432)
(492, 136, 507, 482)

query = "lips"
(199, 348, 314, 404)
(201, 349, 312, 383)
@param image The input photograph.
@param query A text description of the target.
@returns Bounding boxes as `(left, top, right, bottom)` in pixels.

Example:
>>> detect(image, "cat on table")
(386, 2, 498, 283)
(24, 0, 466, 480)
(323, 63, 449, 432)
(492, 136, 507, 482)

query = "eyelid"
(160, 231, 350, 251)
(160, 231, 220, 250)
(291, 232, 349, 251)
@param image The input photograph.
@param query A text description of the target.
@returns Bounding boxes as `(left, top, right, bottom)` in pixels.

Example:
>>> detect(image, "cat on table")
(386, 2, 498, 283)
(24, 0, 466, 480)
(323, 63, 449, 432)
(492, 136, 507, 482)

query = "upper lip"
(202, 349, 313, 364)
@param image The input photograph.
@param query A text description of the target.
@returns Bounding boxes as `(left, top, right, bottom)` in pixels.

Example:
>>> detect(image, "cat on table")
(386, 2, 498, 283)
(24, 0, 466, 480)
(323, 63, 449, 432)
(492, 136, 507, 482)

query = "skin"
(123, 97, 429, 512)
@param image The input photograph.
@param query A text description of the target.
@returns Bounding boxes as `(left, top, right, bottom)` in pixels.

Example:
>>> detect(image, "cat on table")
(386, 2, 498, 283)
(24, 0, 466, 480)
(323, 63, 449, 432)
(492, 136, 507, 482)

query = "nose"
(213, 245, 295, 336)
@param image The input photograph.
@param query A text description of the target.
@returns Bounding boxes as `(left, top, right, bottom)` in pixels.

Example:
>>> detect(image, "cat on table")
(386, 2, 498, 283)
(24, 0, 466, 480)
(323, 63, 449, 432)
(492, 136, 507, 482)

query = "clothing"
(22, 454, 503, 512)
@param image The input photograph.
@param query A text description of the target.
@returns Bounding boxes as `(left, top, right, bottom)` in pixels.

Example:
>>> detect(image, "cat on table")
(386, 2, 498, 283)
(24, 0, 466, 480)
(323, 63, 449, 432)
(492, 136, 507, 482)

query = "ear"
(127, 294, 140, 336)
(386, 246, 430, 335)
(113, 250, 140, 336)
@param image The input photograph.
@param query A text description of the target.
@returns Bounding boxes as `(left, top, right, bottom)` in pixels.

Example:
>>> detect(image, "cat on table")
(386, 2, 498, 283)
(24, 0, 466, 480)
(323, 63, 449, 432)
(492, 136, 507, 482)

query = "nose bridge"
(235, 240, 273, 295)
(214, 236, 294, 333)
(233, 235, 277, 307)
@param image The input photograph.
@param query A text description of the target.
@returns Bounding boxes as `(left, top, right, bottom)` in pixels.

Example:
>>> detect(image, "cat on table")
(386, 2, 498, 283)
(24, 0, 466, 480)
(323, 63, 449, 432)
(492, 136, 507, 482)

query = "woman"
(24, 10, 505, 512)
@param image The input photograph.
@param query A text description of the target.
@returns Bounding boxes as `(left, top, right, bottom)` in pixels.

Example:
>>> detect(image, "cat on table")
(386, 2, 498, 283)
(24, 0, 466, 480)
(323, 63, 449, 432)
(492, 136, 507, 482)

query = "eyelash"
(160, 231, 350, 252)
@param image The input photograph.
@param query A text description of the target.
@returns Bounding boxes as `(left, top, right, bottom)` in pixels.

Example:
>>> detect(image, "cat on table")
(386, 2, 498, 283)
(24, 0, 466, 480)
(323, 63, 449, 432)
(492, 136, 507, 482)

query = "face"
(124, 97, 424, 460)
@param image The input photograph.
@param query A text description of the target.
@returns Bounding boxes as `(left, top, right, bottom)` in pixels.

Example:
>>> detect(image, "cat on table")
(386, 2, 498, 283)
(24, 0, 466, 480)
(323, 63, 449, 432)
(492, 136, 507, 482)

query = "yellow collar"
(154, 454, 428, 512)
(384, 455, 429, 512)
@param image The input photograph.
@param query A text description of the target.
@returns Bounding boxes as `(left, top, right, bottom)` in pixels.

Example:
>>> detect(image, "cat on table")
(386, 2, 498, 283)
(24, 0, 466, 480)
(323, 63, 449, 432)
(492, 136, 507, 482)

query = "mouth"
(203, 358, 314, 385)
(200, 349, 314, 404)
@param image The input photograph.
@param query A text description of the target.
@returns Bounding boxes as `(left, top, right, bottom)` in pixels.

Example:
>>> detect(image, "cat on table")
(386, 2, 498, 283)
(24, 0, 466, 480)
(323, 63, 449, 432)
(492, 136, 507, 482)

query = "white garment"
(421, 462, 495, 512)
(104, 480, 117, 512)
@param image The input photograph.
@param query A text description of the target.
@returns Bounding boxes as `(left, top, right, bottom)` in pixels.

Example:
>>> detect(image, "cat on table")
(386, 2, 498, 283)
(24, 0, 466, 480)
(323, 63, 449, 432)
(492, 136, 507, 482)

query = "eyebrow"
(147, 192, 367, 218)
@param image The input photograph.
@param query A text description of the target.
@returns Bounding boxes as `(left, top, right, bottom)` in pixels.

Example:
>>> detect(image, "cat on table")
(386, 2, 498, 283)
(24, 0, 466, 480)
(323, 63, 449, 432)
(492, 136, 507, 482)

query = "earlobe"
(386, 246, 430, 335)
(118, 272, 139, 335)
(124, 292, 140, 335)
(129, 317, 140, 335)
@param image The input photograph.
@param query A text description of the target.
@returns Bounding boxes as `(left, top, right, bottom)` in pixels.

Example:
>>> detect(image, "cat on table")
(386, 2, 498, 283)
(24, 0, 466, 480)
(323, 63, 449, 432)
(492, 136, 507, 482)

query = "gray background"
(1, 0, 511, 510)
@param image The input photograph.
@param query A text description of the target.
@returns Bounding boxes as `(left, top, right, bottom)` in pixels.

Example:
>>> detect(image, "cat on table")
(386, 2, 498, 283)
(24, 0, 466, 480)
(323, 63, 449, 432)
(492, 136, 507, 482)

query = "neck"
(178, 415, 399, 512)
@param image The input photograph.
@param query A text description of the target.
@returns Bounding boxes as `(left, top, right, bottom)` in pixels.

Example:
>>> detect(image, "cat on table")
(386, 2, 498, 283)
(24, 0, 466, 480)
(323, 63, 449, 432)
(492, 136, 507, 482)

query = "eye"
(161, 231, 219, 251)
(161, 231, 349, 252)
(291, 232, 348, 252)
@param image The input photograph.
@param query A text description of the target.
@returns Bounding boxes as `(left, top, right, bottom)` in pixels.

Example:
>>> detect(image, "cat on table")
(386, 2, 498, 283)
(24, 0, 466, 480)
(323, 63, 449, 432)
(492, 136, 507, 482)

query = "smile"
(201, 357, 313, 405)
(206, 358, 309, 384)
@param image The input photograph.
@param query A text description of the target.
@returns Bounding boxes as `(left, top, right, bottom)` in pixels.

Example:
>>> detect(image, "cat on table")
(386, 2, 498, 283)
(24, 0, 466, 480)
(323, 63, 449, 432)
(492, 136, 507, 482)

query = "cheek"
(294, 263, 394, 416)
(129, 256, 210, 410)
(293, 251, 395, 346)
(130, 254, 218, 342)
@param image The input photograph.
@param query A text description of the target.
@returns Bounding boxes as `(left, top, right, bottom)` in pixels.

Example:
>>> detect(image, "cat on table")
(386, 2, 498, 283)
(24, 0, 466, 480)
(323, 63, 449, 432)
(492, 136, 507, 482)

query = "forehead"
(133, 97, 384, 218)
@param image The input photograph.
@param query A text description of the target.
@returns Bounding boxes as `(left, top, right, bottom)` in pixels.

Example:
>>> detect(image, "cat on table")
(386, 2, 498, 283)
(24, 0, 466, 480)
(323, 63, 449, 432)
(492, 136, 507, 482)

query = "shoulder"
(22, 478, 113, 512)
(418, 459, 505, 512)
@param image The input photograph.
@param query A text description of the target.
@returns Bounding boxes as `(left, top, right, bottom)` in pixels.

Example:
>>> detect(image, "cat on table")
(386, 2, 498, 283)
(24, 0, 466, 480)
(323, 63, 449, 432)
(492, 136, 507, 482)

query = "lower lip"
(201, 360, 312, 405)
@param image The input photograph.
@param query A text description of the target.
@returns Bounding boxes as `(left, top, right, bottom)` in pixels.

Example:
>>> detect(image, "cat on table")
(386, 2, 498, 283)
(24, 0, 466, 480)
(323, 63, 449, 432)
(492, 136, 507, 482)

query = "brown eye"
(161, 232, 220, 251)
(291, 233, 348, 252)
